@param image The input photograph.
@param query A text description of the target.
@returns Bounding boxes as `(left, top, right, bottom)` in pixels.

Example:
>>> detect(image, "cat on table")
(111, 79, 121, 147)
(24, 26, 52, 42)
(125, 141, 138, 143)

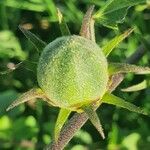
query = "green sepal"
(121, 80, 148, 92)
(82, 105, 105, 139)
(6, 88, 45, 111)
(108, 63, 150, 75)
(102, 93, 148, 115)
(54, 108, 71, 141)
(19, 25, 47, 52)
(80, 5, 95, 41)
(102, 29, 133, 57)
(57, 8, 71, 36)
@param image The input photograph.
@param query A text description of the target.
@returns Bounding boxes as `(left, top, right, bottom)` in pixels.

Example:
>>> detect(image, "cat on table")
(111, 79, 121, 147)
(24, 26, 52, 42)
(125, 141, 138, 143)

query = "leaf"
(43, 0, 57, 21)
(54, 108, 71, 141)
(0, 30, 26, 60)
(102, 28, 133, 57)
(102, 93, 147, 115)
(57, 8, 71, 36)
(0, 0, 9, 30)
(93, 0, 146, 29)
(122, 133, 141, 150)
(3, 0, 46, 12)
(107, 123, 119, 148)
(121, 80, 148, 92)
(108, 63, 150, 75)
(135, 33, 150, 51)
(6, 88, 45, 111)
(74, 130, 92, 144)
(82, 105, 105, 139)
(19, 25, 47, 52)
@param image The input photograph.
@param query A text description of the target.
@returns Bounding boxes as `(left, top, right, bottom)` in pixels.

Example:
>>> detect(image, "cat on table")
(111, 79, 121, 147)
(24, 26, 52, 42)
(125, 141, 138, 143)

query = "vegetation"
(0, 0, 150, 150)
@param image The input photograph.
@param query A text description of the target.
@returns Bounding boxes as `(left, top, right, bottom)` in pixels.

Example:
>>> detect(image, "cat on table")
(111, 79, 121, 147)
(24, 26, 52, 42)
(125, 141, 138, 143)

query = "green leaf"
(102, 28, 133, 57)
(0, 0, 8, 30)
(43, 0, 57, 21)
(54, 108, 71, 141)
(107, 123, 119, 148)
(135, 32, 150, 51)
(74, 130, 92, 144)
(93, 0, 146, 29)
(19, 25, 46, 52)
(108, 63, 150, 75)
(6, 88, 44, 111)
(0, 30, 26, 60)
(121, 80, 148, 92)
(57, 8, 71, 36)
(3, 0, 46, 12)
(82, 105, 105, 139)
(122, 133, 141, 150)
(102, 93, 147, 115)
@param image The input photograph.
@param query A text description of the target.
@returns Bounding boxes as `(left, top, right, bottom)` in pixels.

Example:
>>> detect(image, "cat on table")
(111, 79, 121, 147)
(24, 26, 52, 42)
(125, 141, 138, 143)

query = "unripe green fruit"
(6, 8, 149, 143)
(37, 35, 108, 110)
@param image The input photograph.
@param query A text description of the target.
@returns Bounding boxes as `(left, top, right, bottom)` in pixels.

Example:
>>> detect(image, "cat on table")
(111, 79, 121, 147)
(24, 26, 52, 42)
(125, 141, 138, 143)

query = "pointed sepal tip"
(82, 105, 105, 139)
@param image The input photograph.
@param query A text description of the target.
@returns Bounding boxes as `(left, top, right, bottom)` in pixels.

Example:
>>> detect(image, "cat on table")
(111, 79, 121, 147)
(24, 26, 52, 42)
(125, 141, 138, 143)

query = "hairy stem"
(45, 42, 148, 150)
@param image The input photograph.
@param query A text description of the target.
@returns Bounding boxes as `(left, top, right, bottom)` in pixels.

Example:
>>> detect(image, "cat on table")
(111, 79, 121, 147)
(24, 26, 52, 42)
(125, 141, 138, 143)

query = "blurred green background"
(0, 0, 150, 150)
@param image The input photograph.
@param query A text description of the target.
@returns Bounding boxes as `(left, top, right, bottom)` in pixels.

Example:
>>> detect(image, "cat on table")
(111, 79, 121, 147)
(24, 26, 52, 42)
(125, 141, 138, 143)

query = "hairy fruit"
(6, 6, 150, 143)
(37, 35, 108, 110)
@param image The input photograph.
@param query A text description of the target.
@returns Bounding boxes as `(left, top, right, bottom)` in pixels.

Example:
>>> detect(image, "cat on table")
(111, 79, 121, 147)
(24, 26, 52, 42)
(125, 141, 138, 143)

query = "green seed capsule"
(6, 7, 149, 141)
(37, 35, 108, 110)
